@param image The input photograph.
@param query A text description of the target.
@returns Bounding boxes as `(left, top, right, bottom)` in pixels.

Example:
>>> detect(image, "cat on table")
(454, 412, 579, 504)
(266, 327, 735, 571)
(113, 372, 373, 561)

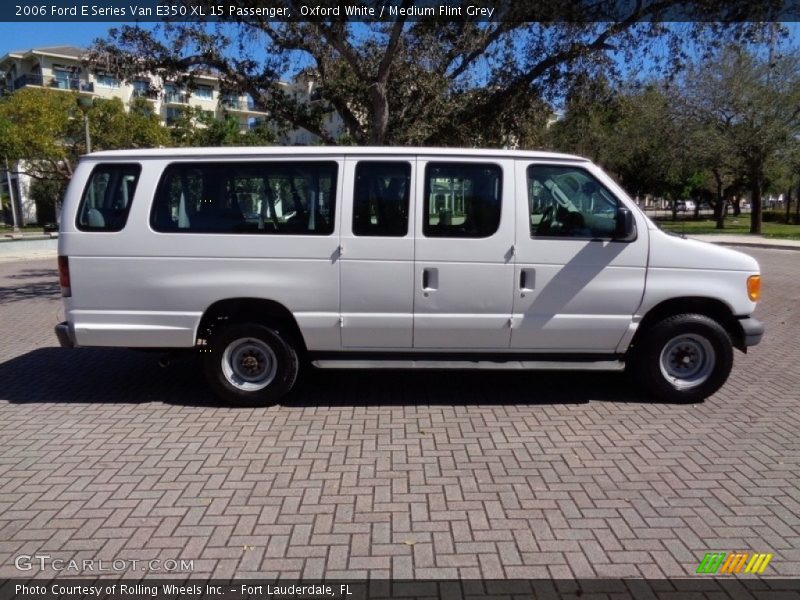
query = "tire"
(629, 313, 733, 403)
(204, 322, 299, 406)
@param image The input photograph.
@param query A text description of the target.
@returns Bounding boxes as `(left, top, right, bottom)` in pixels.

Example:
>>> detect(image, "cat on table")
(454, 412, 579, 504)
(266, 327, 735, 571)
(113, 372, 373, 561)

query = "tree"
(677, 47, 800, 234)
(89, 4, 779, 146)
(0, 88, 170, 181)
(547, 74, 625, 165)
(0, 87, 79, 180)
(87, 96, 170, 151)
(548, 81, 695, 215)
(164, 105, 277, 146)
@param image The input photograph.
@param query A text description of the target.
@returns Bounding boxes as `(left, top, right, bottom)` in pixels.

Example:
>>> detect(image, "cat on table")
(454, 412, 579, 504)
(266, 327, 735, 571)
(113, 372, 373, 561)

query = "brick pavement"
(0, 249, 798, 579)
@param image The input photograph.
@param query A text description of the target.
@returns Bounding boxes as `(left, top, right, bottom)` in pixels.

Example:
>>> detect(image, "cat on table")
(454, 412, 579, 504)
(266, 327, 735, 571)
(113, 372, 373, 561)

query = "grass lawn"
(0, 225, 46, 234)
(655, 216, 800, 240)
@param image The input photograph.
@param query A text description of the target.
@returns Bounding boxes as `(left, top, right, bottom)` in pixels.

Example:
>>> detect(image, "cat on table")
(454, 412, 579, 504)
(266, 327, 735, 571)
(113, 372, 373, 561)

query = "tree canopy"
(90, 4, 782, 145)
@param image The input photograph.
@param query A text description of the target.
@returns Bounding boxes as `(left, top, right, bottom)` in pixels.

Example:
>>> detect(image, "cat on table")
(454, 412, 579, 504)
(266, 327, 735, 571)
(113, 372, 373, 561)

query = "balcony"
(221, 96, 247, 111)
(248, 118, 266, 131)
(164, 92, 189, 105)
(132, 88, 159, 101)
(12, 74, 94, 93)
(221, 95, 268, 114)
(50, 77, 81, 91)
(13, 73, 44, 88)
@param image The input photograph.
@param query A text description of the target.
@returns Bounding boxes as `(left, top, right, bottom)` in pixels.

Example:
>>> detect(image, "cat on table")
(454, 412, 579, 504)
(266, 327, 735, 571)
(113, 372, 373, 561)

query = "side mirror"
(614, 207, 637, 242)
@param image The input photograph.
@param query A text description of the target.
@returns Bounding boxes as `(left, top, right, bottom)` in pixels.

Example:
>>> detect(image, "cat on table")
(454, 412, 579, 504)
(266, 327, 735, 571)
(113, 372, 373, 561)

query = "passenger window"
(76, 164, 141, 232)
(151, 161, 338, 235)
(353, 162, 410, 237)
(527, 165, 619, 239)
(423, 163, 502, 238)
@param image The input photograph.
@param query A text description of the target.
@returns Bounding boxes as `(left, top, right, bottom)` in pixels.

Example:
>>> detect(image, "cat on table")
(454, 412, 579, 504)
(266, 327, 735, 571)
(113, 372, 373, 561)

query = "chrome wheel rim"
(221, 338, 277, 391)
(659, 333, 715, 390)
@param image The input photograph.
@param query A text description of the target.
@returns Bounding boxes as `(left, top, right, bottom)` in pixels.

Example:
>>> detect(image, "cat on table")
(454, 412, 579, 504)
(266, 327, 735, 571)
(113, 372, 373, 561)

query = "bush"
(762, 209, 800, 225)
(762, 210, 784, 223)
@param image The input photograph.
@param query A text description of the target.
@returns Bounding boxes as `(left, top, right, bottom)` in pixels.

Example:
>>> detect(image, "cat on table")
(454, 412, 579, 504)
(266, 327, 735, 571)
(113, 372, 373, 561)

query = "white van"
(54, 147, 763, 405)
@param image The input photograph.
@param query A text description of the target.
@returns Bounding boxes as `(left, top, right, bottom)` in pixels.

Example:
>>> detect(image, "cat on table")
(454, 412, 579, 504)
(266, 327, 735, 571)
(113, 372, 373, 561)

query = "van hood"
(648, 229, 760, 272)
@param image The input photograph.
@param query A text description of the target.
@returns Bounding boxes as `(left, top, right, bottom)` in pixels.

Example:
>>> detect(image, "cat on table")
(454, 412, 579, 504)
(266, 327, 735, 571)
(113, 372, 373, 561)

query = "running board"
(311, 359, 625, 371)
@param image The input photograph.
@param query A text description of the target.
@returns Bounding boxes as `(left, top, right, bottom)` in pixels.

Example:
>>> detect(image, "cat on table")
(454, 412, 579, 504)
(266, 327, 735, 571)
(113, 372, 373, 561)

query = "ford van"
(54, 147, 763, 405)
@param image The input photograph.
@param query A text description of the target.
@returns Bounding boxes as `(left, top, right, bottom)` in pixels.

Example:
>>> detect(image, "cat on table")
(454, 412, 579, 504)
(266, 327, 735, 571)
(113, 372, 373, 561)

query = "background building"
(0, 45, 344, 225)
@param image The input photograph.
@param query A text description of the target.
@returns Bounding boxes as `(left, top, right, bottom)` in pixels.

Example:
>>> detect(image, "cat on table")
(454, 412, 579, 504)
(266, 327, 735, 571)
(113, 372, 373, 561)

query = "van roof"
(85, 146, 590, 162)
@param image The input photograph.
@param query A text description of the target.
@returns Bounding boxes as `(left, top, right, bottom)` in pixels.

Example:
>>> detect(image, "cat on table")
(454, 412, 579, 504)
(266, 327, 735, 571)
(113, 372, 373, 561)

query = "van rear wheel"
(630, 313, 733, 403)
(204, 323, 299, 406)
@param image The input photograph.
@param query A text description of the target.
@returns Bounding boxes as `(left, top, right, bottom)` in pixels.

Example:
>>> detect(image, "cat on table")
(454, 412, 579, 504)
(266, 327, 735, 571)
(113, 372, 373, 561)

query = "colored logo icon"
(696, 552, 773, 574)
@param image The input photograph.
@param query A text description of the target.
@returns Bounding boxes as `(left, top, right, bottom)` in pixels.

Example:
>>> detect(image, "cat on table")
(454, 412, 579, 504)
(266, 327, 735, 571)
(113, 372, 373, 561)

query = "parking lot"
(0, 247, 798, 579)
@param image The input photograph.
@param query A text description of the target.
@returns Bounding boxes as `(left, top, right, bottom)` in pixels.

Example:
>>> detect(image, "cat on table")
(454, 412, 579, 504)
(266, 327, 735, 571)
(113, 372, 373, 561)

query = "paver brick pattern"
(0, 249, 798, 579)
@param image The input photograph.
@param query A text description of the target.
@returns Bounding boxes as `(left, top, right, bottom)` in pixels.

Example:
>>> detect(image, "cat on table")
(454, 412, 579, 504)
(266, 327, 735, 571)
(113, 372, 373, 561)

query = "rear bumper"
(739, 316, 764, 347)
(54, 321, 76, 348)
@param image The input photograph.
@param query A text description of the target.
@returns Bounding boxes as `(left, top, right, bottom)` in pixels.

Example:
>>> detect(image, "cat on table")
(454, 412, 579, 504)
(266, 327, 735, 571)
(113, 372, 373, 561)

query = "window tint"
(151, 162, 337, 235)
(527, 165, 619, 239)
(77, 164, 141, 232)
(423, 163, 501, 238)
(353, 162, 411, 237)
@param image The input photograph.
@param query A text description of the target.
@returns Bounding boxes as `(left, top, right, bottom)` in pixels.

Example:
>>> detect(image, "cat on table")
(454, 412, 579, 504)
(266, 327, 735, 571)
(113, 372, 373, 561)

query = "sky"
(1, 22, 126, 53)
(2, 20, 799, 83)
(5, 20, 800, 53)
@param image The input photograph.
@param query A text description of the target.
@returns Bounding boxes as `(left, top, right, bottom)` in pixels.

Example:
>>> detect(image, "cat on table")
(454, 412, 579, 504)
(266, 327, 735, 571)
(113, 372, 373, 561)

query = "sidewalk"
(689, 233, 800, 251)
(0, 234, 57, 263)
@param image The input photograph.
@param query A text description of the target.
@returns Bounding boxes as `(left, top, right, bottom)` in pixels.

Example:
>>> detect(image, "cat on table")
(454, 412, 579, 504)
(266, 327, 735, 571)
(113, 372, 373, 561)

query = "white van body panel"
(640, 228, 759, 317)
(412, 156, 516, 349)
(339, 157, 415, 348)
(510, 161, 649, 352)
(60, 155, 345, 350)
(56, 147, 761, 361)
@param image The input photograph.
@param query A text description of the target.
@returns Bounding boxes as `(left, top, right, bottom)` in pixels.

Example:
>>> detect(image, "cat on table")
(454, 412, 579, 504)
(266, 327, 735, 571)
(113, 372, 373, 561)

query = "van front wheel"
(204, 323, 299, 406)
(631, 314, 733, 403)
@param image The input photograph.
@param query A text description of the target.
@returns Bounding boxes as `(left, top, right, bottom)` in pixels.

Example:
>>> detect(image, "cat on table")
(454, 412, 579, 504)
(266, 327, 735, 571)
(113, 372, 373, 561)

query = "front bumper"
(739, 316, 764, 347)
(54, 321, 76, 348)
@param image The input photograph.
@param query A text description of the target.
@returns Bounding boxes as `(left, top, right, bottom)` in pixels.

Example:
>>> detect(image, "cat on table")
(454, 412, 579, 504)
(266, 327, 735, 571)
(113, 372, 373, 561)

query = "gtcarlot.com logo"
(696, 552, 773, 575)
(15, 554, 194, 573)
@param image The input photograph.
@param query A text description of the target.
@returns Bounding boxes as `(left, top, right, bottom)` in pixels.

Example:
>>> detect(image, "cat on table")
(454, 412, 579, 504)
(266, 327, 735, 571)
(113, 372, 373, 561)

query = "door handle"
(520, 268, 535, 291)
(422, 268, 438, 290)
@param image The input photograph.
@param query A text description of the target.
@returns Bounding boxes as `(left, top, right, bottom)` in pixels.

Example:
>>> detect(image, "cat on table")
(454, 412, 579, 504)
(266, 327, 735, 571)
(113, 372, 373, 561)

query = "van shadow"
(0, 348, 672, 407)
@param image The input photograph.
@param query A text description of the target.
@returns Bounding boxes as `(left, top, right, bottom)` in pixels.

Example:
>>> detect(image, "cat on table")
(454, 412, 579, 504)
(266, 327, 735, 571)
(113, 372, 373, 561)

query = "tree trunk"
(732, 196, 741, 217)
(713, 171, 725, 230)
(750, 176, 762, 235)
(368, 82, 389, 145)
(786, 185, 793, 224)
(796, 181, 800, 224)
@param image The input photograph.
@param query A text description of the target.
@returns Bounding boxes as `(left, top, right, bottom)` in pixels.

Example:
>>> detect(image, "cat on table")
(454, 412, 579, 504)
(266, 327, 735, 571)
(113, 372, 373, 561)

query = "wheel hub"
(659, 333, 716, 390)
(220, 337, 278, 391)
(240, 353, 261, 374)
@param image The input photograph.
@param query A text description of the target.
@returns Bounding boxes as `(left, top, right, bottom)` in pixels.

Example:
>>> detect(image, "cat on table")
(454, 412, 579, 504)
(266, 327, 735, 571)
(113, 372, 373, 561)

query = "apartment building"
(0, 45, 344, 225)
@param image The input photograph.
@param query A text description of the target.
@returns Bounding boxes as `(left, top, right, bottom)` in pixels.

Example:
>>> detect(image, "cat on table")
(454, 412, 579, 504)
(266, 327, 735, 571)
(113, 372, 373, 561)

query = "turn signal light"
(747, 275, 761, 302)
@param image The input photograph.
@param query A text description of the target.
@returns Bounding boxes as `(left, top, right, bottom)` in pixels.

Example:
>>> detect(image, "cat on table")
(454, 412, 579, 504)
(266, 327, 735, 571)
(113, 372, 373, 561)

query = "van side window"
(151, 161, 338, 235)
(423, 163, 501, 238)
(76, 164, 141, 232)
(353, 162, 411, 237)
(527, 165, 619, 239)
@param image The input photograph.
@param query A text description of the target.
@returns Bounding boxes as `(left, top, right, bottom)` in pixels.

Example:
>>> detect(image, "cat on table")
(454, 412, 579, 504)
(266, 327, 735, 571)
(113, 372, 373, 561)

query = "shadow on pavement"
(0, 279, 60, 304)
(0, 347, 675, 407)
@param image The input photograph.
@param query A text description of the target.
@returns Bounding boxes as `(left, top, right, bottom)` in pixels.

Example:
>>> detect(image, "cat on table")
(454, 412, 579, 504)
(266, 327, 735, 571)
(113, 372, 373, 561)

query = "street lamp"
(77, 96, 93, 154)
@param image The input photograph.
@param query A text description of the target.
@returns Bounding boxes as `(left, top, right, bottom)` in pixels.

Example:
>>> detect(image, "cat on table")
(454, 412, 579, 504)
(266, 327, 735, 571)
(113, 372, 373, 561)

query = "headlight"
(747, 275, 762, 302)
